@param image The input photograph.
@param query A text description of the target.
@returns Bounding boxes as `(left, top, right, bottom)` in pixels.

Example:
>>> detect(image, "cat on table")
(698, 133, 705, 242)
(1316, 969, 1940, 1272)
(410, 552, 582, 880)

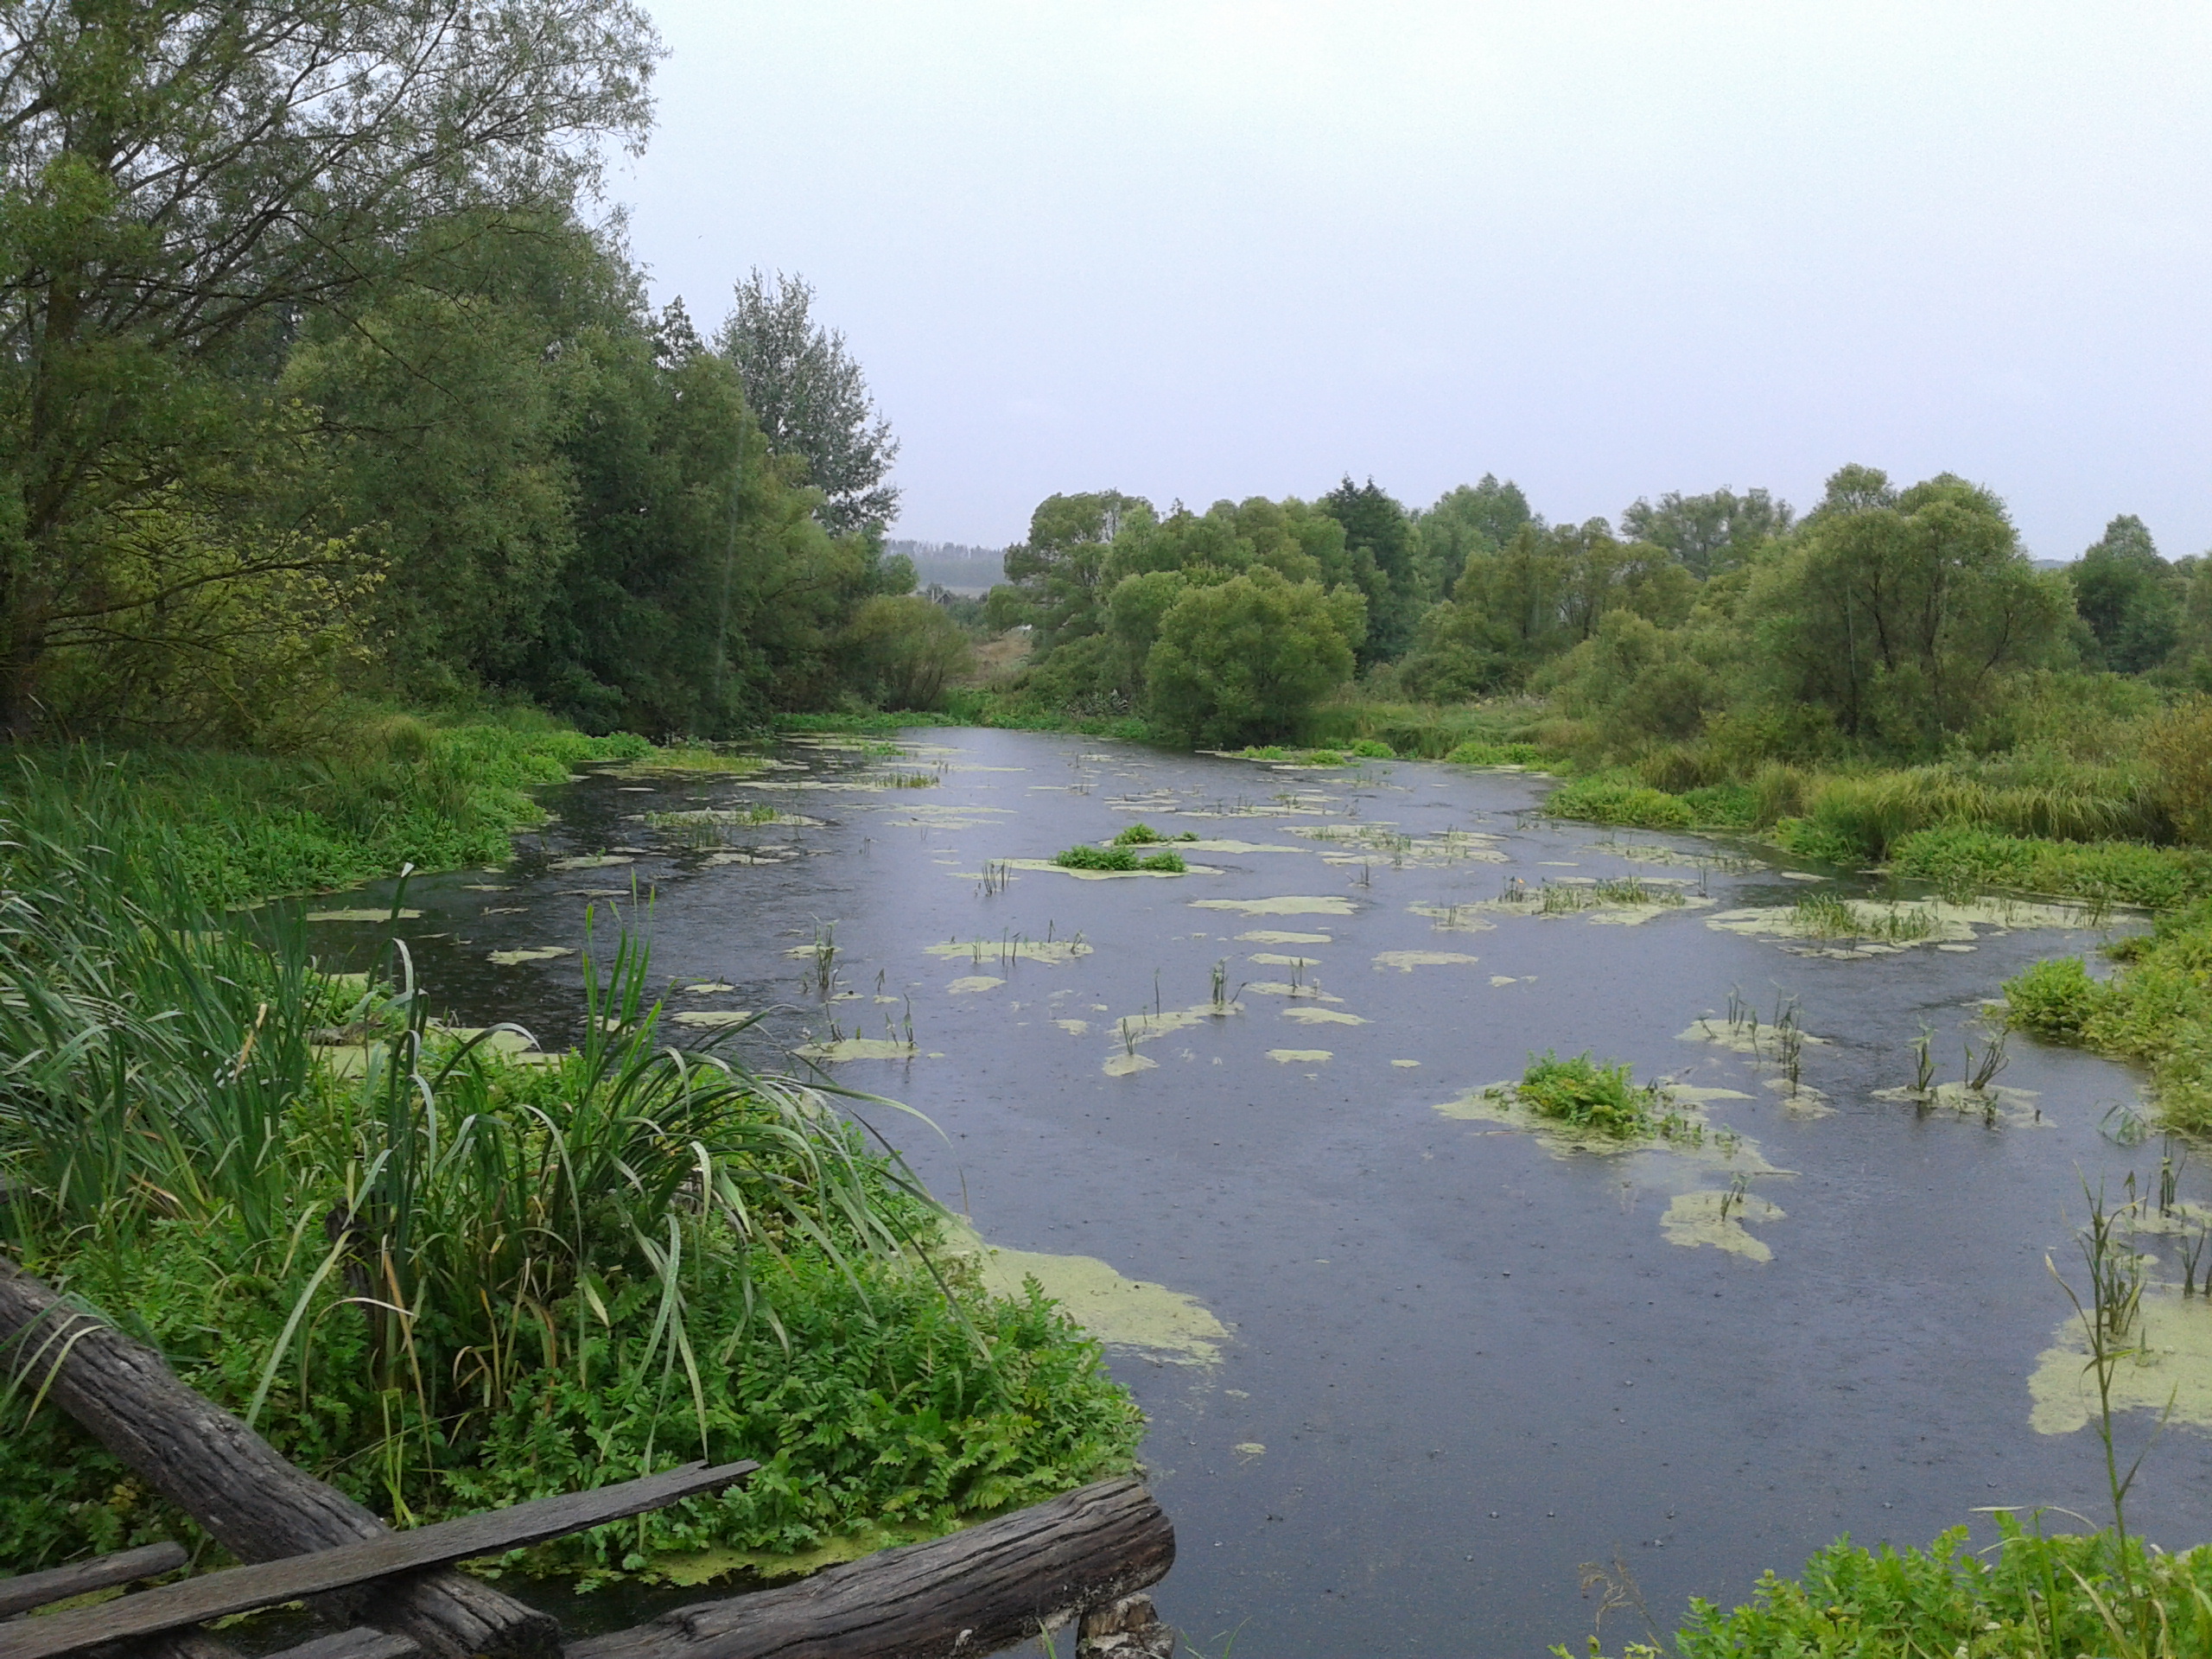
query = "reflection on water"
(299, 730, 2212, 1657)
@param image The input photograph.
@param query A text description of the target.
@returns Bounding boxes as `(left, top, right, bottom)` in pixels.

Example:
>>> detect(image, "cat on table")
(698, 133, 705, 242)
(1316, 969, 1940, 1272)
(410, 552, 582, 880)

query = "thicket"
(0, 772, 1141, 1572)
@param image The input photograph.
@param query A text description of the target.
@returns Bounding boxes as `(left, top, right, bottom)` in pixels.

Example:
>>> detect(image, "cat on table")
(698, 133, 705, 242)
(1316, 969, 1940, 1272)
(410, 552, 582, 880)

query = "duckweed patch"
(943, 1222, 1230, 1363)
(795, 1037, 919, 1062)
(1708, 894, 2101, 957)
(1660, 1187, 1786, 1262)
(1371, 950, 1481, 972)
(925, 938, 1092, 965)
(2029, 1288, 2212, 1435)
(1237, 929, 1333, 944)
(946, 976, 1004, 994)
(1267, 1049, 1332, 1064)
(1192, 895, 1358, 917)
(1281, 1007, 1366, 1025)
(305, 907, 422, 923)
(487, 944, 573, 966)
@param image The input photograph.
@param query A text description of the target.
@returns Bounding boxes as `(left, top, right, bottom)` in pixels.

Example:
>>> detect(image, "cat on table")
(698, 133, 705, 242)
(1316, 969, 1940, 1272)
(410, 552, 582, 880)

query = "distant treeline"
(885, 541, 1006, 595)
(984, 472, 2208, 758)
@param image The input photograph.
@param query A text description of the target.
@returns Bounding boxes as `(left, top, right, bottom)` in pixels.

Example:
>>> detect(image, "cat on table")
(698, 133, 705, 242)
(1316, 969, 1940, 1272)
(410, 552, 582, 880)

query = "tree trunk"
(567, 1475, 1173, 1659)
(0, 1261, 558, 1659)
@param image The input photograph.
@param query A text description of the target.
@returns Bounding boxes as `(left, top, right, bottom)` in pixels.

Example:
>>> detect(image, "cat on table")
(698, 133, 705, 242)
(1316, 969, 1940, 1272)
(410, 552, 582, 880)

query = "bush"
(1112, 823, 1166, 844)
(840, 594, 975, 711)
(1771, 816, 1869, 866)
(1445, 740, 1543, 766)
(1144, 567, 1366, 747)
(1891, 827, 2212, 908)
(1585, 1517, 2212, 1659)
(2004, 957, 2103, 1042)
(1543, 777, 1695, 830)
(1348, 738, 1394, 758)
(1054, 843, 1141, 870)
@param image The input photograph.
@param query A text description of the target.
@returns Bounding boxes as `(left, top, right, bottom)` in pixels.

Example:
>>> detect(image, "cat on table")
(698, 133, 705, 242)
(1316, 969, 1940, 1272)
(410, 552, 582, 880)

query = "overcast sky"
(616, 3, 2212, 559)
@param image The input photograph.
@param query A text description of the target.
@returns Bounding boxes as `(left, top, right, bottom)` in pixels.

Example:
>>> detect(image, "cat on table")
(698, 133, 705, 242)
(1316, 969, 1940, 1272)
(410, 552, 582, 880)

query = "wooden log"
(0, 1262, 554, 1659)
(567, 1476, 1174, 1659)
(0, 1545, 189, 1619)
(260, 1629, 419, 1659)
(0, 1463, 758, 1659)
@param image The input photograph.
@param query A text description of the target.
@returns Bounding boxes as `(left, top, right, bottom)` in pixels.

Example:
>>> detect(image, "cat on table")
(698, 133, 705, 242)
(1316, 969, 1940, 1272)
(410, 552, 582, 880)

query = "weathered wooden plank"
(566, 1476, 1174, 1659)
(0, 1545, 189, 1619)
(0, 1461, 757, 1659)
(262, 1628, 419, 1659)
(0, 1262, 550, 1659)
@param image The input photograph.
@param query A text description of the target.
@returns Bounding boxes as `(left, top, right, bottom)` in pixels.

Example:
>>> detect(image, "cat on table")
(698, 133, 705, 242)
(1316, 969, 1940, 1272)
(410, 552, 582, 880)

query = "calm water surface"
(307, 730, 2212, 1657)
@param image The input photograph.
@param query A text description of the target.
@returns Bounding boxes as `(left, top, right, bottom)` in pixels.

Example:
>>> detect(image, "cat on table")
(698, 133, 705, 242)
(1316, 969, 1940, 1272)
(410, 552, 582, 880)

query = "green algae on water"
(1371, 950, 1481, 971)
(942, 1220, 1229, 1363)
(1660, 1188, 1786, 1262)
(1268, 1048, 1332, 1064)
(306, 907, 423, 923)
(487, 945, 573, 966)
(2030, 1287, 2212, 1434)
(1192, 895, 1358, 917)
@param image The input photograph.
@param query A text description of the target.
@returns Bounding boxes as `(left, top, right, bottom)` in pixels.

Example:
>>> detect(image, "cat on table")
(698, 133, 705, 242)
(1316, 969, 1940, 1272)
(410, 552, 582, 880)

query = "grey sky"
(619, 3, 2212, 559)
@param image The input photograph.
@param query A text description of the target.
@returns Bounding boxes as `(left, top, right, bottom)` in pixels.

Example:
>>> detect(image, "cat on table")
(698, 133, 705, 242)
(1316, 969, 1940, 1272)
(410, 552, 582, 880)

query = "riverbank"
(0, 734, 1144, 1581)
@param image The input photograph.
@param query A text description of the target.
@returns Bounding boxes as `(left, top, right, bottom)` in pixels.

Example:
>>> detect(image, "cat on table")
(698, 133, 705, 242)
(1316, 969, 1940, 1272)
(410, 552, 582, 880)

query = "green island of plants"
(1052, 842, 1187, 873)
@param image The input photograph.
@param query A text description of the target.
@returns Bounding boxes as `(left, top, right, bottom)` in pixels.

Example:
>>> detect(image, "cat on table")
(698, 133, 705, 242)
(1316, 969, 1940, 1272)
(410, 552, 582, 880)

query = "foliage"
(1744, 467, 2074, 752)
(1052, 843, 1184, 872)
(1618, 486, 1793, 578)
(1145, 567, 1365, 747)
(0, 791, 1141, 1568)
(1543, 776, 1696, 830)
(0, 0, 658, 732)
(2141, 697, 2212, 847)
(839, 595, 973, 711)
(1516, 1052, 1660, 1138)
(2005, 957, 2102, 1042)
(715, 270, 899, 537)
(1570, 1517, 2212, 1659)
(2073, 515, 2181, 676)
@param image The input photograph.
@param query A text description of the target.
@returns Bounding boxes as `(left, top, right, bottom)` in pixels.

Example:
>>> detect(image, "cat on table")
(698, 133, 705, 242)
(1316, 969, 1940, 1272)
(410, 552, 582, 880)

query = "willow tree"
(0, 0, 659, 732)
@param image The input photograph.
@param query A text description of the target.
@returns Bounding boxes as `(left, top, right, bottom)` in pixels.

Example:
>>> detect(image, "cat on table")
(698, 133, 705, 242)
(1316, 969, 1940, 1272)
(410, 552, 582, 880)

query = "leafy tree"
(1620, 487, 1794, 577)
(1744, 467, 2071, 750)
(1319, 477, 1419, 662)
(2070, 514, 2179, 675)
(839, 594, 970, 709)
(1001, 491, 1150, 652)
(0, 0, 658, 732)
(1144, 567, 1365, 746)
(715, 270, 899, 537)
(1414, 475, 1535, 599)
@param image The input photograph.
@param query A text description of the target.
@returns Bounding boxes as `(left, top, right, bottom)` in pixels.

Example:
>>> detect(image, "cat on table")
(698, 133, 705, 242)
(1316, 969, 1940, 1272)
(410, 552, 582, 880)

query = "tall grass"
(0, 772, 1141, 1567)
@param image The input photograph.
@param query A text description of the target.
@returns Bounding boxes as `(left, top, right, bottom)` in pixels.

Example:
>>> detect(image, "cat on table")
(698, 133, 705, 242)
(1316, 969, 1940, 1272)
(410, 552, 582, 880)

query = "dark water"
(305, 730, 2212, 1657)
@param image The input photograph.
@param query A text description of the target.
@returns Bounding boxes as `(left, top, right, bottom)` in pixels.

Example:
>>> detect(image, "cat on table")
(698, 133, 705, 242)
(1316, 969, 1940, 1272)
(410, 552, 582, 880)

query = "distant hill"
(887, 539, 1005, 594)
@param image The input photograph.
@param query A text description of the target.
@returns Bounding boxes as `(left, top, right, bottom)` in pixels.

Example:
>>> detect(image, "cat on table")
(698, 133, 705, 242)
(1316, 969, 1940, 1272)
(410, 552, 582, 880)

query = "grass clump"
(1110, 823, 1198, 846)
(1444, 740, 1544, 766)
(1544, 776, 1696, 830)
(1516, 1052, 1661, 1138)
(1348, 738, 1395, 758)
(1052, 843, 1187, 873)
(1891, 826, 2212, 908)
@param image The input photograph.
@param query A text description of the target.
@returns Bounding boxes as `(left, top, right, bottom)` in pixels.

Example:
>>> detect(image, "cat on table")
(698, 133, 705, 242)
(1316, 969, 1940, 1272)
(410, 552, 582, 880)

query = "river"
(304, 728, 2212, 1656)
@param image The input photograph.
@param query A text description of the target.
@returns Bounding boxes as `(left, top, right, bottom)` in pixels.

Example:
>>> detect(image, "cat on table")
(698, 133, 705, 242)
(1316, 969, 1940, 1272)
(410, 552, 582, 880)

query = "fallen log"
(0, 1543, 188, 1619)
(0, 1261, 554, 1659)
(0, 1462, 757, 1659)
(567, 1476, 1173, 1659)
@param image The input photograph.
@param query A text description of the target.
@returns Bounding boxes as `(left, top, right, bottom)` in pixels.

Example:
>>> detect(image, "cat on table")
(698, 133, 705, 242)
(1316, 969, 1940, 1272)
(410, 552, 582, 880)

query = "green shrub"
(1676, 783, 1758, 827)
(2004, 957, 2103, 1042)
(1771, 817, 1866, 866)
(1516, 1052, 1658, 1138)
(1138, 849, 1185, 872)
(1112, 823, 1166, 844)
(1349, 738, 1394, 758)
(1053, 843, 1140, 870)
(1444, 740, 1543, 766)
(1575, 1516, 2212, 1659)
(1543, 777, 1695, 830)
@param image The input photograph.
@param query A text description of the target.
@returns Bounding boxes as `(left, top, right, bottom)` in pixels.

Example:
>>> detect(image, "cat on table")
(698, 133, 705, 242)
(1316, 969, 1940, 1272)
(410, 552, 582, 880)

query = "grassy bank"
(0, 772, 1141, 1574)
(27, 714, 665, 907)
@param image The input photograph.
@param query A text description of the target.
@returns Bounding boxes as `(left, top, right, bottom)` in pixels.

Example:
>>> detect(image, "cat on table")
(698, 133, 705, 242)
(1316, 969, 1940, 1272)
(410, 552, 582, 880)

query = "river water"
(305, 729, 2212, 1657)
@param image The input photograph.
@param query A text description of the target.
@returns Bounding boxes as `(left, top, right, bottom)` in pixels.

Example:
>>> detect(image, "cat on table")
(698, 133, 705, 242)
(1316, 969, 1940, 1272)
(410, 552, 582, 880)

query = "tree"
(1414, 475, 1535, 599)
(1620, 487, 1794, 578)
(839, 594, 970, 709)
(715, 270, 899, 537)
(1144, 567, 1365, 747)
(1319, 476, 1419, 662)
(0, 0, 659, 731)
(2070, 514, 2180, 675)
(1001, 490, 1149, 652)
(1745, 467, 2071, 750)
